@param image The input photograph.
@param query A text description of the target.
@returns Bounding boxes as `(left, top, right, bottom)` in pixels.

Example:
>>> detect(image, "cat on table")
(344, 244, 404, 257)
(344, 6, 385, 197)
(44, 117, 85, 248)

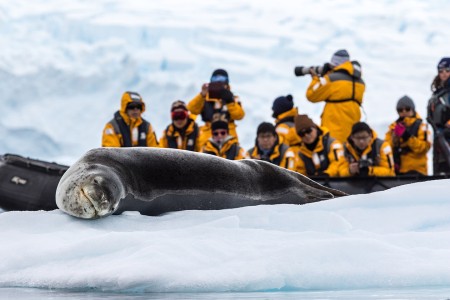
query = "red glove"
(393, 123, 406, 137)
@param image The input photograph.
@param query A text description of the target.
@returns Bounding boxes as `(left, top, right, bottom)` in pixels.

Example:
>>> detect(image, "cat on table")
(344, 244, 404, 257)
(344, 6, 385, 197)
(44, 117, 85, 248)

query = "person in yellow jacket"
(341, 122, 395, 177)
(385, 96, 431, 175)
(306, 49, 366, 143)
(159, 100, 201, 152)
(248, 122, 291, 168)
(187, 69, 245, 148)
(271, 94, 301, 146)
(201, 115, 248, 160)
(286, 114, 346, 177)
(102, 91, 158, 147)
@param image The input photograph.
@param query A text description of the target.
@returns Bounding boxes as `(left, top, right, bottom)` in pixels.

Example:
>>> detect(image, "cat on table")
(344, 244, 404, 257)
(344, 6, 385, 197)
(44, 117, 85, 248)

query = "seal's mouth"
(81, 184, 112, 217)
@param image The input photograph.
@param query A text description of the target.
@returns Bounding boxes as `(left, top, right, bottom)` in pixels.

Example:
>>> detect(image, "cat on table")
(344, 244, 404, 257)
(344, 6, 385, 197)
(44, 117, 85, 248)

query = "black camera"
(208, 82, 227, 99)
(358, 159, 372, 169)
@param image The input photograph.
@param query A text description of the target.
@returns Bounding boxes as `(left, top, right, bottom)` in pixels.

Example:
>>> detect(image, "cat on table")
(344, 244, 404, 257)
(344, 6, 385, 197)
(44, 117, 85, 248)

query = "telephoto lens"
(294, 65, 324, 77)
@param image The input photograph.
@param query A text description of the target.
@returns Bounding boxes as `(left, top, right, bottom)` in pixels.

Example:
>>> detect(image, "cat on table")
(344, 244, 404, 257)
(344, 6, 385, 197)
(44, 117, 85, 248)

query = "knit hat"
(396, 95, 415, 111)
(272, 94, 294, 118)
(171, 100, 188, 112)
(211, 119, 229, 132)
(257, 122, 277, 136)
(351, 122, 372, 135)
(210, 69, 229, 83)
(437, 57, 450, 70)
(294, 114, 315, 133)
(330, 49, 350, 67)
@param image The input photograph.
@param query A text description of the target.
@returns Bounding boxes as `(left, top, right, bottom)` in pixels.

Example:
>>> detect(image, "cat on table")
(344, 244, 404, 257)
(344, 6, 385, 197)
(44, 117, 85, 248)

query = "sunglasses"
(210, 75, 228, 83)
(397, 107, 412, 113)
(171, 111, 188, 121)
(438, 67, 450, 73)
(127, 103, 142, 110)
(212, 130, 228, 137)
(298, 127, 313, 137)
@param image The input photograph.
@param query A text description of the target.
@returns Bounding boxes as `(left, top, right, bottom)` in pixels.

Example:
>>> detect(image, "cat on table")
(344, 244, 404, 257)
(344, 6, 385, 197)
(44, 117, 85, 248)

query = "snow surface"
(1, 0, 449, 165)
(0, 179, 450, 293)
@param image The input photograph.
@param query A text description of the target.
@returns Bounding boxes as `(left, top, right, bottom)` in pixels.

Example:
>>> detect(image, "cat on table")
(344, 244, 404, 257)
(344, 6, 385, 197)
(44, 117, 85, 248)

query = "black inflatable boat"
(0, 153, 447, 213)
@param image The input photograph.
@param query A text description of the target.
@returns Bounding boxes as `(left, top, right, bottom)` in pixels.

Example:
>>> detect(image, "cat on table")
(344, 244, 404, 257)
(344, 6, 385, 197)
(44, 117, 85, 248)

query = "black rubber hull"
(0, 153, 448, 214)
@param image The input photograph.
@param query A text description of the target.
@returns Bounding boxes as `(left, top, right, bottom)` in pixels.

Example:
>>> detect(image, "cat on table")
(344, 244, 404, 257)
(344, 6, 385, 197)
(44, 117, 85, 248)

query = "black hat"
(257, 122, 277, 136)
(211, 120, 229, 132)
(272, 94, 294, 118)
(210, 69, 229, 83)
(396, 95, 415, 111)
(437, 57, 450, 70)
(351, 122, 372, 135)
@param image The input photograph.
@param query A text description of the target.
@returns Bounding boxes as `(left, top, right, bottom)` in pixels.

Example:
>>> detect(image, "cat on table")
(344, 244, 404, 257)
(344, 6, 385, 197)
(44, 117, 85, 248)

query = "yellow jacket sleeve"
(187, 93, 205, 115)
(369, 142, 395, 176)
(306, 76, 332, 103)
(101, 123, 122, 147)
(324, 140, 346, 177)
(159, 130, 168, 148)
(226, 97, 245, 121)
(404, 123, 431, 155)
(146, 125, 159, 147)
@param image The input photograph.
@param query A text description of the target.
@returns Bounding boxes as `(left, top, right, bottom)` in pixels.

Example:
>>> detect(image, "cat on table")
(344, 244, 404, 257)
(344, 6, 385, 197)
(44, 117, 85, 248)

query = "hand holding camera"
(358, 159, 371, 176)
(220, 89, 234, 104)
(200, 83, 209, 98)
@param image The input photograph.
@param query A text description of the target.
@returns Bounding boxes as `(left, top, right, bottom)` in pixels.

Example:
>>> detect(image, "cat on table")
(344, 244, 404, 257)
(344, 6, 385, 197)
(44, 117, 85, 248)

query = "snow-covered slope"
(0, 179, 449, 292)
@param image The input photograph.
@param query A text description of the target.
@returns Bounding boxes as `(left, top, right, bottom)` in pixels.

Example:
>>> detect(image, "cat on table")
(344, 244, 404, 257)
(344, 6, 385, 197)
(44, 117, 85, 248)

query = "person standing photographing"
(299, 50, 366, 143)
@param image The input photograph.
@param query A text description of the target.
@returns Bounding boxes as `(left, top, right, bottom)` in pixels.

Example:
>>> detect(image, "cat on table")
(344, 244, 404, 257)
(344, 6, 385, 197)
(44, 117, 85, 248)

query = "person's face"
(397, 106, 414, 118)
(212, 129, 228, 144)
(171, 109, 188, 129)
(351, 131, 372, 151)
(257, 132, 277, 151)
(126, 103, 142, 119)
(298, 126, 317, 144)
(438, 67, 450, 82)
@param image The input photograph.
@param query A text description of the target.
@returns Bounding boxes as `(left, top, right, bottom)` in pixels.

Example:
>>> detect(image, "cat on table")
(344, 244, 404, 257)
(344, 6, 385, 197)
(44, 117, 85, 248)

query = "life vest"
(427, 88, 450, 128)
(325, 61, 364, 106)
(164, 120, 199, 151)
(110, 111, 150, 147)
(248, 143, 289, 166)
(201, 100, 231, 123)
(345, 138, 385, 168)
(298, 133, 337, 176)
(392, 119, 423, 173)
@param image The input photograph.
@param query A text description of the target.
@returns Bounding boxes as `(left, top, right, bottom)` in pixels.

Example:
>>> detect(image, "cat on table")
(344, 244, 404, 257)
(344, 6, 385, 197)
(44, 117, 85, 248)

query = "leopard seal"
(55, 147, 347, 219)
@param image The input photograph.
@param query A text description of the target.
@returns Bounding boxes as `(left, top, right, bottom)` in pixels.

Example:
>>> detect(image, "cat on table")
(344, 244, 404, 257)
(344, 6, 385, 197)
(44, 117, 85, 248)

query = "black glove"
(321, 63, 333, 75)
(402, 128, 412, 141)
(221, 89, 234, 104)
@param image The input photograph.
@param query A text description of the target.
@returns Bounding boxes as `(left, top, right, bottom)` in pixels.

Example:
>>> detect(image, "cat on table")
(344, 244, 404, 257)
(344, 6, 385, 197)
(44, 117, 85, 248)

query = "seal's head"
(56, 163, 126, 219)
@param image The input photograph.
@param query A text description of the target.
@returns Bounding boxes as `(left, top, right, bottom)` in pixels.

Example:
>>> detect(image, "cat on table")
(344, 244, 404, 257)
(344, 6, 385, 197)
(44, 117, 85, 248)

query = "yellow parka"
(187, 91, 245, 148)
(274, 107, 301, 146)
(286, 127, 346, 177)
(385, 113, 431, 175)
(201, 136, 248, 160)
(306, 61, 365, 143)
(102, 92, 158, 147)
(159, 118, 201, 152)
(248, 137, 291, 168)
(341, 131, 395, 177)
